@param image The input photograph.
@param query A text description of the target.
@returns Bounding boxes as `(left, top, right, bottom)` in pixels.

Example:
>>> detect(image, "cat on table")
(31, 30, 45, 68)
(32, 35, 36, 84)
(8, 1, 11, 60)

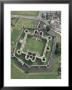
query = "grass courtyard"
(24, 35, 46, 56)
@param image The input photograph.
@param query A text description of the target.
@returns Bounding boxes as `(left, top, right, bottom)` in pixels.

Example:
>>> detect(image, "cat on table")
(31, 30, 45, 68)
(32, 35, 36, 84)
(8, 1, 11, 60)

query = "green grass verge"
(11, 11, 39, 16)
(11, 30, 22, 46)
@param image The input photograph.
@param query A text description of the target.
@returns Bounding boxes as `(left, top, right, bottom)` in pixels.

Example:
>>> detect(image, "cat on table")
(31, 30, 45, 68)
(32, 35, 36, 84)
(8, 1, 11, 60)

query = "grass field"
(11, 18, 19, 27)
(11, 17, 39, 47)
(24, 35, 46, 56)
(13, 18, 38, 30)
(11, 55, 60, 79)
(11, 30, 22, 47)
(11, 18, 39, 32)
(11, 11, 39, 16)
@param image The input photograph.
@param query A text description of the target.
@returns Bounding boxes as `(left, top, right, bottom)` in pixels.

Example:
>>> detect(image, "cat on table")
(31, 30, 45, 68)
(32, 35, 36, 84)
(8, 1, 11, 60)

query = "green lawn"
(11, 18, 19, 27)
(13, 18, 38, 30)
(11, 17, 39, 47)
(24, 35, 46, 56)
(11, 64, 58, 79)
(11, 18, 38, 32)
(11, 30, 22, 47)
(11, 11, 39, 16)
(11, 55, 60, 79)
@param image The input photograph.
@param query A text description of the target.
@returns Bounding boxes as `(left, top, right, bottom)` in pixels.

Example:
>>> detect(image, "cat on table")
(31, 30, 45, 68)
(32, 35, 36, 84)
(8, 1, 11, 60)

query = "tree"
(57, 66, 61, 75)
(55, 43, 61, 55)
(46, 13, 48, 20)
(41, 13, 45, 19)
(25, 70, 29, 74)
(46, 25, 50, 32)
